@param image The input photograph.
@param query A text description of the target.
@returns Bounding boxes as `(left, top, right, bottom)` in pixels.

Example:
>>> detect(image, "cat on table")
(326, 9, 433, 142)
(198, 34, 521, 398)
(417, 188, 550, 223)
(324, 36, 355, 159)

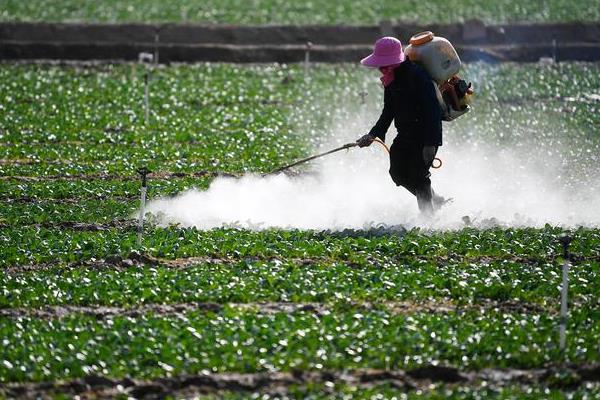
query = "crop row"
(2, 257, 598, 307)
(1, 198, 138, 226)
(2, 232, 599, 306)
(1, 0, 597, 24)
(0, 175, 210, 202)
(0, 175, 212, 226)
(1, 307, 599, 383)
(2, 225, 599, 267)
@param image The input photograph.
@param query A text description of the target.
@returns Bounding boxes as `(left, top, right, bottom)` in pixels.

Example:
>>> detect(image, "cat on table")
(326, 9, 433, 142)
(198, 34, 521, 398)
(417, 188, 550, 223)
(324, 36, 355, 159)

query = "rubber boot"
(432, 190, 449, 211)
(415, 182, 434, 215)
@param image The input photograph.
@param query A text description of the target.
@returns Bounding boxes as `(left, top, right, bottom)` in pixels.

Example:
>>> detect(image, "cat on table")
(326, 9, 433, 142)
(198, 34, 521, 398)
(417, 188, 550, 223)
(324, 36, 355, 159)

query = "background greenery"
(1, 0, 599, 24)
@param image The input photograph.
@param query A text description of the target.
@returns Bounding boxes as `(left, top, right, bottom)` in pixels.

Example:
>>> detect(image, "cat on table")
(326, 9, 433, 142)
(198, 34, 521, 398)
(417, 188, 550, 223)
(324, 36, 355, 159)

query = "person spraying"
(357, 34, 471, 214)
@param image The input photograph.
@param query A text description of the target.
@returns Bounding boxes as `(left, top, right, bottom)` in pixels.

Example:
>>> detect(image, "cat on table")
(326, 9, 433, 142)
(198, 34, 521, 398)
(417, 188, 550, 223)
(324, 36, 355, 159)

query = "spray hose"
(264, 138, 441, 176)
(371, 138, 442, 169)
(372, 137, 390, 153)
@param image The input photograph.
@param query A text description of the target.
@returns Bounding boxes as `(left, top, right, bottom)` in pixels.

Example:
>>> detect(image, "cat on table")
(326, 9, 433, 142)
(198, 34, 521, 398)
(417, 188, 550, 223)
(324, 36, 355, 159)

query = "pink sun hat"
(360, 36, 406, 67)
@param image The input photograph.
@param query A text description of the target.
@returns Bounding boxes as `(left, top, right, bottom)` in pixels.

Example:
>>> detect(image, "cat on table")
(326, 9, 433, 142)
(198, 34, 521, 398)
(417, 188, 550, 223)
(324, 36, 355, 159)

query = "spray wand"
(264, 138, 441, 176)
(264, 138, 388, 176)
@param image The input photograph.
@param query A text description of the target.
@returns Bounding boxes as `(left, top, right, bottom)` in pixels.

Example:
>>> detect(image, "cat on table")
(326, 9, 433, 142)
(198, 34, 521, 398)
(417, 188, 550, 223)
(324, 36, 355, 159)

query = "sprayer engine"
(438, 75, 473, 121)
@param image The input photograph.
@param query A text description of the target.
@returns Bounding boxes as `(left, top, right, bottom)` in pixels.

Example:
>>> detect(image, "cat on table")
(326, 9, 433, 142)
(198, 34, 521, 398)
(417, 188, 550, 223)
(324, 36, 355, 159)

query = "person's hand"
(422, 145, 438, 166)
(357, 134, 375, 148)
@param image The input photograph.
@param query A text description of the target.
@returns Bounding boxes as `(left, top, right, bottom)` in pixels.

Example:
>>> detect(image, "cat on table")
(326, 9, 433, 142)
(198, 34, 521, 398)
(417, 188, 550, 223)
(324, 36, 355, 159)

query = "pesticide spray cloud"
(146, 132, 600, 230)
(146, 67, 600, 230)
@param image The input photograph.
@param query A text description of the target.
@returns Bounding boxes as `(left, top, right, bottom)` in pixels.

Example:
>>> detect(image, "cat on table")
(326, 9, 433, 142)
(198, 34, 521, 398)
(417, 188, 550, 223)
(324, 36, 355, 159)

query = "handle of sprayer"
(351, 137, 390, 152)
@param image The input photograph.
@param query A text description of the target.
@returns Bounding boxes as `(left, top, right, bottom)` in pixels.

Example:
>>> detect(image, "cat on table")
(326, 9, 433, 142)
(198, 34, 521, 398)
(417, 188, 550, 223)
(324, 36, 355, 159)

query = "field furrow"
(3, 365, 600, 399)
(0, 298, 557, 320)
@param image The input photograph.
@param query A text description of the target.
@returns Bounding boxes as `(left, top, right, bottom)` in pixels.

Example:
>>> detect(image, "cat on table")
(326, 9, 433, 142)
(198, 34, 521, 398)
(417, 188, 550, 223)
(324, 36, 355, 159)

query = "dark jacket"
(368, 60, 442, 146)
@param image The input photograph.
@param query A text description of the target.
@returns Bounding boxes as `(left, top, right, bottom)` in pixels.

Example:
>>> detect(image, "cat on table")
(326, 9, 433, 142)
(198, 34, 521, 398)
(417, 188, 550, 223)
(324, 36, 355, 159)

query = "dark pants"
(389, 137, 435, 213)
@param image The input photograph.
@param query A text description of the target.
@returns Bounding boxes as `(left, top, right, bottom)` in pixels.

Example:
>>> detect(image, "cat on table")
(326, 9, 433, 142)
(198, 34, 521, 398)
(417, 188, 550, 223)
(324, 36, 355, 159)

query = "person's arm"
(367, 89, 394, 142)
(416, 72, 443, 146)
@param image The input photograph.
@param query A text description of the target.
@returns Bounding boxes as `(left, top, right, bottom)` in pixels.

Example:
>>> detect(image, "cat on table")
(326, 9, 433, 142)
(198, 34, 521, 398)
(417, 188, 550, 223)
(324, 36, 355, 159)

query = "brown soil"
(3, 364, 598, 399)
(4, 248, 596, 275)
(0, 298, 555, 321)
(40, 219, 137, 231)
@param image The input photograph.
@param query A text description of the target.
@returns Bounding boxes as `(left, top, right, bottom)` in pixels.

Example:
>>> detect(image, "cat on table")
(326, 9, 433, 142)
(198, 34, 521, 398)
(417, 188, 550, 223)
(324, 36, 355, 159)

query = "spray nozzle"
(137, 167, 151, 187)
(558, 234, 573, 258)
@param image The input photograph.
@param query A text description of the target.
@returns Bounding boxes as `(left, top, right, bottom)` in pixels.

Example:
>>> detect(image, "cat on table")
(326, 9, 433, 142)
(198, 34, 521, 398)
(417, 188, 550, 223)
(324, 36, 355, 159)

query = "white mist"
(145, 121, 599, 230)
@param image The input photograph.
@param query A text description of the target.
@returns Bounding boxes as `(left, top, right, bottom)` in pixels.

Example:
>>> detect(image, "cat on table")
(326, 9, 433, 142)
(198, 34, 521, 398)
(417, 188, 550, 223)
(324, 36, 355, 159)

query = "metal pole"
(137, 167, 150, 246)
(138, 52, 153, 126)
(558, 235, 572, 352)
(154, 31, 160, 65)
(304, 41, 312, 74)
(144, 72, 150, 125)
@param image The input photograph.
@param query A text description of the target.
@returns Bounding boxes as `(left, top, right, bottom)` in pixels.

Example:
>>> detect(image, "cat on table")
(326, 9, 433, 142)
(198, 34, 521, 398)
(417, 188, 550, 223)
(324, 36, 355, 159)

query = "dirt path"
(0, 297, 554, 320)
(3, 364, 599, 399)
(1, 21, 599, 62)
(0, 250, 549, 273)
(4, 247, 596, 275)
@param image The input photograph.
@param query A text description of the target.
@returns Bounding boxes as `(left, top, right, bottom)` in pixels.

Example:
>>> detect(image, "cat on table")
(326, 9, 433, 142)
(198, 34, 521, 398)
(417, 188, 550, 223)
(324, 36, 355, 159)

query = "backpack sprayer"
(266, 31, 469, 176)
(405, 31, 473, 121)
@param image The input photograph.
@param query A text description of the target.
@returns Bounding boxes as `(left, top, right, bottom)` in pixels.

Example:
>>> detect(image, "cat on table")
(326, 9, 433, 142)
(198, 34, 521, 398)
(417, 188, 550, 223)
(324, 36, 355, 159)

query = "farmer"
(356, 36, 445, 215)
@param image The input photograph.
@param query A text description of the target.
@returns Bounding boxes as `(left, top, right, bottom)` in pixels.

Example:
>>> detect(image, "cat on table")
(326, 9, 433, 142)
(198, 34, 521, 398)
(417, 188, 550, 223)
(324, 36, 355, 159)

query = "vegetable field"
(1, 61, 599, 399)
(1, 0, 598, 24)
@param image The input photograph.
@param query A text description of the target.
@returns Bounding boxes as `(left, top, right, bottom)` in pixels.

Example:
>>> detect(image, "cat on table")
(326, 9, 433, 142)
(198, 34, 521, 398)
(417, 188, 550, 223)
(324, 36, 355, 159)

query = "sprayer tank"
(405, 31, 461, 84)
